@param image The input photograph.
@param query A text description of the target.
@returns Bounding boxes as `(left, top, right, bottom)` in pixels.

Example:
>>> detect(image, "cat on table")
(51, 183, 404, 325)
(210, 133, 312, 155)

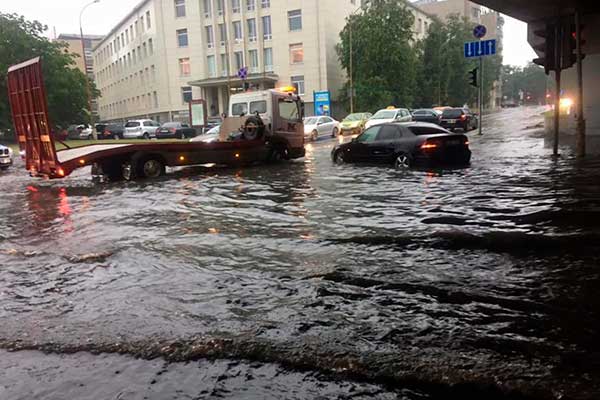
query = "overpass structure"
(473, 0, 600, 156)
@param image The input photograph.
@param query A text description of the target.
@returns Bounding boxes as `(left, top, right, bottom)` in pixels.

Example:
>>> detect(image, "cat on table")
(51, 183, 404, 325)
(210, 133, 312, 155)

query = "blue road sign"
(464, 39, 497, 58)
(473, 24, 487, 39)
(237, 67, 248, 79)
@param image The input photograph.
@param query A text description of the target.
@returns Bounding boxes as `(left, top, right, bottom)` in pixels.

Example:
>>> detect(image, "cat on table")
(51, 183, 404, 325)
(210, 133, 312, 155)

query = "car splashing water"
(1, 107, 600, 399)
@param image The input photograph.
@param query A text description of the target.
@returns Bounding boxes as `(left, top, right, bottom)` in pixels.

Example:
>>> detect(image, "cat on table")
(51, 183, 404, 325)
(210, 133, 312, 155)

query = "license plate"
(446, 119, 456, 124)
(447, 139, 460, 145)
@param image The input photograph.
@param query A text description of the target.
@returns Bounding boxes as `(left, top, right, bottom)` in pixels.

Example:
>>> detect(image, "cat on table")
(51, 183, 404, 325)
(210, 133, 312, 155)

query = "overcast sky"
(2, 0, 537, 67)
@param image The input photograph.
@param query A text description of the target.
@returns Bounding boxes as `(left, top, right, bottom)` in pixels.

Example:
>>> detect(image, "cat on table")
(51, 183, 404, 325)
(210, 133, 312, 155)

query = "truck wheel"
(268, 146, 288, 163)
(135, 156, 165, 179)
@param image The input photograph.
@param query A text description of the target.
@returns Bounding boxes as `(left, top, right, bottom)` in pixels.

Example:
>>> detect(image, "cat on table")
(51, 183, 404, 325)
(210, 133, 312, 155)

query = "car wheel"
(331, 127, 339, 138)
(136, 156, 165, 179)
(87, 135, 93, 140)
(142, 132, 150, 140)
(179, 132, 186, 140)
(311, 130, 318, 141)
(113, 134, 120, 140)
(333, 150, 345, 165)
(394, 154, 412, 169)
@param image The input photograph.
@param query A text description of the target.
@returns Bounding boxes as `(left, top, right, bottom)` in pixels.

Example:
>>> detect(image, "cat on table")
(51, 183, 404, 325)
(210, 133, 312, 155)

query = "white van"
(228, 91, 272, 127)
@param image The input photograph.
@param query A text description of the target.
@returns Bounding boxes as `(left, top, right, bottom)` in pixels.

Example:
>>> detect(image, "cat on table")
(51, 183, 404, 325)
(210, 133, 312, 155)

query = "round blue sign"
(473, 25, 487, 39)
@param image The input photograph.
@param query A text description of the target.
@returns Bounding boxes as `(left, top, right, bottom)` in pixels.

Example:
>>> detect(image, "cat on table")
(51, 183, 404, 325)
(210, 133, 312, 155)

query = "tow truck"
(7, 57, 305, 181)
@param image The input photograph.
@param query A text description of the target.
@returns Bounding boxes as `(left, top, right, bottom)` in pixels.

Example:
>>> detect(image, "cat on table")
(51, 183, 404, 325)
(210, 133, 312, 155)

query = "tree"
(336, 0, 418, 112)
(415, 18, 449, 107)
(502, 62, 549, 104)
(0, 12, 99, 136)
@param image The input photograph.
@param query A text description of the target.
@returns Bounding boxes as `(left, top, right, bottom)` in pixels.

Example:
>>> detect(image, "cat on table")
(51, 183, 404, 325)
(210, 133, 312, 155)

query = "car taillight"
(421, 141, 439, 150)
(464, 139, 470, 146)
(460, 114, 467, 120)
(170, 128, 176, 133)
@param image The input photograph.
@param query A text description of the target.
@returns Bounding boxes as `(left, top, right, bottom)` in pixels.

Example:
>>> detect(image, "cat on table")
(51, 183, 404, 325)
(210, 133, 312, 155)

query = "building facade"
(93, 0, 364, 123)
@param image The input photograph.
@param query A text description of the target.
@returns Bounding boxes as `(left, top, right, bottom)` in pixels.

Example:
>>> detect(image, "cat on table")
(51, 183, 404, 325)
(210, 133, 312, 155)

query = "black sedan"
(412, 109, 442, 125)
(331, 122, 471, 168)
(439, 108, 477, 132)
(156, 122, 197, 139)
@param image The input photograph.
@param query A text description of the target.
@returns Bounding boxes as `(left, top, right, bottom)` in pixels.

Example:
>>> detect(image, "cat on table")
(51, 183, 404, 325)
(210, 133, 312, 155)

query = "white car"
(303, 116, 341, 141)
(190, 125, 220, 143)
(364, 108, 412, 130)
(123, 119, 160, 139)
(0, 144, 14, 170)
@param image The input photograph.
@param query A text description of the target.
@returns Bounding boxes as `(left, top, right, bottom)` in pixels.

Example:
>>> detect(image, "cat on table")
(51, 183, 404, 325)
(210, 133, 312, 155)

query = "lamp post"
(80, 0, 100, 135)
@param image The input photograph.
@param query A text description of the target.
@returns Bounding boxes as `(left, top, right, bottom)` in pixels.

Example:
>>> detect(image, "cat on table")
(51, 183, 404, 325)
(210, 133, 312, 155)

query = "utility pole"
(478, 55, 483, 136)
(553, 22, 562, 157)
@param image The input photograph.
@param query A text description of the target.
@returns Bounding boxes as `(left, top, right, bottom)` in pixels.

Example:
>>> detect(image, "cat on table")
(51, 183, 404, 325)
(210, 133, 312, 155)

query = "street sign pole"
(478, 55, 483, 136)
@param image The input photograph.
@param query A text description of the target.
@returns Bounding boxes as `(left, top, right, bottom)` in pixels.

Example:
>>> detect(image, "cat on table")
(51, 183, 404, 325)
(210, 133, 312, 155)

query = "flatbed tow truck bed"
(7, 57, 304, 180)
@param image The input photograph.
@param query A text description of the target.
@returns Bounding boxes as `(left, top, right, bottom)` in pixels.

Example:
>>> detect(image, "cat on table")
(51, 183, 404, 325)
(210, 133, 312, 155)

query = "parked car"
(123, 119, 160, 139)
(439, 108, 478, 132)
(303, 116, 341, 141)
(0, 144, 14, 170)
(331, 122, 471, 168)
(67, 124, 93, 140)
(156, 122, 197, 139)
(364, 108, 412, 130)
(412, 109, 442, 125)
(340, 112, 372, 136)
(190, 125, 220, 143)
(100, 123, 125, 139)
(203, 116, 222, 134)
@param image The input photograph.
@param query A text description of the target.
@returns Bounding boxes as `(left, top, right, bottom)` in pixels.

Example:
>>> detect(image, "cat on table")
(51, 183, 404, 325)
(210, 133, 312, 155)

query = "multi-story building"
(56, 33, 104, 117)
(93, 0, 366, 123)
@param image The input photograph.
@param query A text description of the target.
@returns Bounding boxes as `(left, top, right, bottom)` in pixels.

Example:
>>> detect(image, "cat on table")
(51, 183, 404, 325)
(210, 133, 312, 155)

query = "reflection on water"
(1, 107, 600, 398)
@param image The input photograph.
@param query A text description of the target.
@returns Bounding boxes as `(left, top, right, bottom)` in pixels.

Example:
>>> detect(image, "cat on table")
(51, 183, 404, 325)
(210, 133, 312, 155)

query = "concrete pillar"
(218, 87, 227, 116)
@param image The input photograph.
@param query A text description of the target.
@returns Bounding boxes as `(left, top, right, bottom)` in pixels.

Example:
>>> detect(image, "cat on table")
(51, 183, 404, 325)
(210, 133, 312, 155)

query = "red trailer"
(7, 57, 305, 180)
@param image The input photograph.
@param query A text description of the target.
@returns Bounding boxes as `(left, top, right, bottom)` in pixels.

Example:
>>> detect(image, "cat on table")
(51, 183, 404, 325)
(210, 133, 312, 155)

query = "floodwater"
(1, 106, 600, 399)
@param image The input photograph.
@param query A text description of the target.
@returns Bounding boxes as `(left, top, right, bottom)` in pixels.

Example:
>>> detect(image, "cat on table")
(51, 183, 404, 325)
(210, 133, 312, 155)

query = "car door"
(346, 125, 381, 162)
(370, 125, 402, 163)
(318, 117, 330, 135)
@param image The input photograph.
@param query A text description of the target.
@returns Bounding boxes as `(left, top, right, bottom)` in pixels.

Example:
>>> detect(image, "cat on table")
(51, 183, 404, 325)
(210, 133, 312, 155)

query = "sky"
(2, 0, 537, 67)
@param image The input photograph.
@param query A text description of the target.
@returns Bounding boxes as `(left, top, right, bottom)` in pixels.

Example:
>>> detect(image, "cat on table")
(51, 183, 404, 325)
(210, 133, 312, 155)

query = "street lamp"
(80, 0, 100, 134)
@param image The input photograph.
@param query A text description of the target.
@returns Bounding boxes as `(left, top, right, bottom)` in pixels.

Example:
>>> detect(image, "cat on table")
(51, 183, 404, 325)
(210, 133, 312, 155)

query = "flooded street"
(1, 106, 600, 399)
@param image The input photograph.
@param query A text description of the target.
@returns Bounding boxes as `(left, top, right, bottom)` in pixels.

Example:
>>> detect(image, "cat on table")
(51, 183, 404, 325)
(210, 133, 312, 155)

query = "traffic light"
(532, 24, 557, 75)
(561, 23, 586, 69)
(468, 67, 478, 88)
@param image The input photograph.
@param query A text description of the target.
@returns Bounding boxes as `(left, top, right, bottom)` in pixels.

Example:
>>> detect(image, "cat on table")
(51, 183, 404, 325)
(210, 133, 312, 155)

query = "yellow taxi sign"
(277, 86, 297, 93)
(386, 106, 396, 109)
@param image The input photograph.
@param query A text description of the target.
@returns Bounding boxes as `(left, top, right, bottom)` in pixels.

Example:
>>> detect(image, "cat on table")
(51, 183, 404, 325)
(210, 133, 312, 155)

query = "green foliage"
(502, 63, 549, 103)
(0, 12, 99, 136)
(336, 0, 417, 111)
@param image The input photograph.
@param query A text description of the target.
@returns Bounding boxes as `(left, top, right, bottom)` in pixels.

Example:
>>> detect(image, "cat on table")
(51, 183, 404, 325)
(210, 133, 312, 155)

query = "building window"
(247, 0, 255, 11)
(234, 51, 244, 71)
(219, 24, 227, 46)
(203, 0, 212, 17)
(153, 91, 158, 108)
(179, 58, 191, 76)
(289, 43, 303, 64)
(291, 75, 305, 95)
(231, 0, 240, 13)
(140, 16, 145, 31)
(146, 11, 151, 28)
(132, 49, 136, 64)
(206, 26, 214, 48)
(216, 0, 224, 16)
(175, 0, 186, 17)
(472, 7, 480, 19)
(247, 18, 257, 42)
(263, 47, 273, 72)
(207, 55, 217, 77)
(288, 10, 302, 31)
(143, 42, 147, 57)
(182, 86, 193, 103)
(221, 53, 228, 76)
(417, 18, 422, 33)
(262, 16, 272, 40)
(249, 49, 258, 73)
(233, 21, 243, 42)
(177, 29, 189, 47)
(261, 0, 269, 8)
(149, 38, 154, 54)
(151, 65, 156, 81)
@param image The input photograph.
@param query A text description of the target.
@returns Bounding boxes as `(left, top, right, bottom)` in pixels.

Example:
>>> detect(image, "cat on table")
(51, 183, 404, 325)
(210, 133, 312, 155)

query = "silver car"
(123, 119, 160, 139)
(0, 144, 14, 170)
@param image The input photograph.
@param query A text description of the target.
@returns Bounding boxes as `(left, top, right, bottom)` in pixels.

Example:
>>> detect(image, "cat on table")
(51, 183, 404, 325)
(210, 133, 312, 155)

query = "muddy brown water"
(1, 107, 600, 399)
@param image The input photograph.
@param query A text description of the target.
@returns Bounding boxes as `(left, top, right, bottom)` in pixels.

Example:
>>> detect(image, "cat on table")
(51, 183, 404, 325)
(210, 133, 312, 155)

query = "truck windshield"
(232, 103, 248, 116)
(279, 100, 300, 121)
(250, 101, 267, 114)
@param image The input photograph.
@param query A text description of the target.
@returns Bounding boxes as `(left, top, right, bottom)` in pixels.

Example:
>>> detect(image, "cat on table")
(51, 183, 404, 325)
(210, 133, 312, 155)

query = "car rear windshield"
(413, 109, 432, 115)
(442, 109, 464, 118)
(125, 122, 140, 127)
(371, 110, 396, 120)
(408, 126, 448, 135)
(162, 122, 179, 128)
